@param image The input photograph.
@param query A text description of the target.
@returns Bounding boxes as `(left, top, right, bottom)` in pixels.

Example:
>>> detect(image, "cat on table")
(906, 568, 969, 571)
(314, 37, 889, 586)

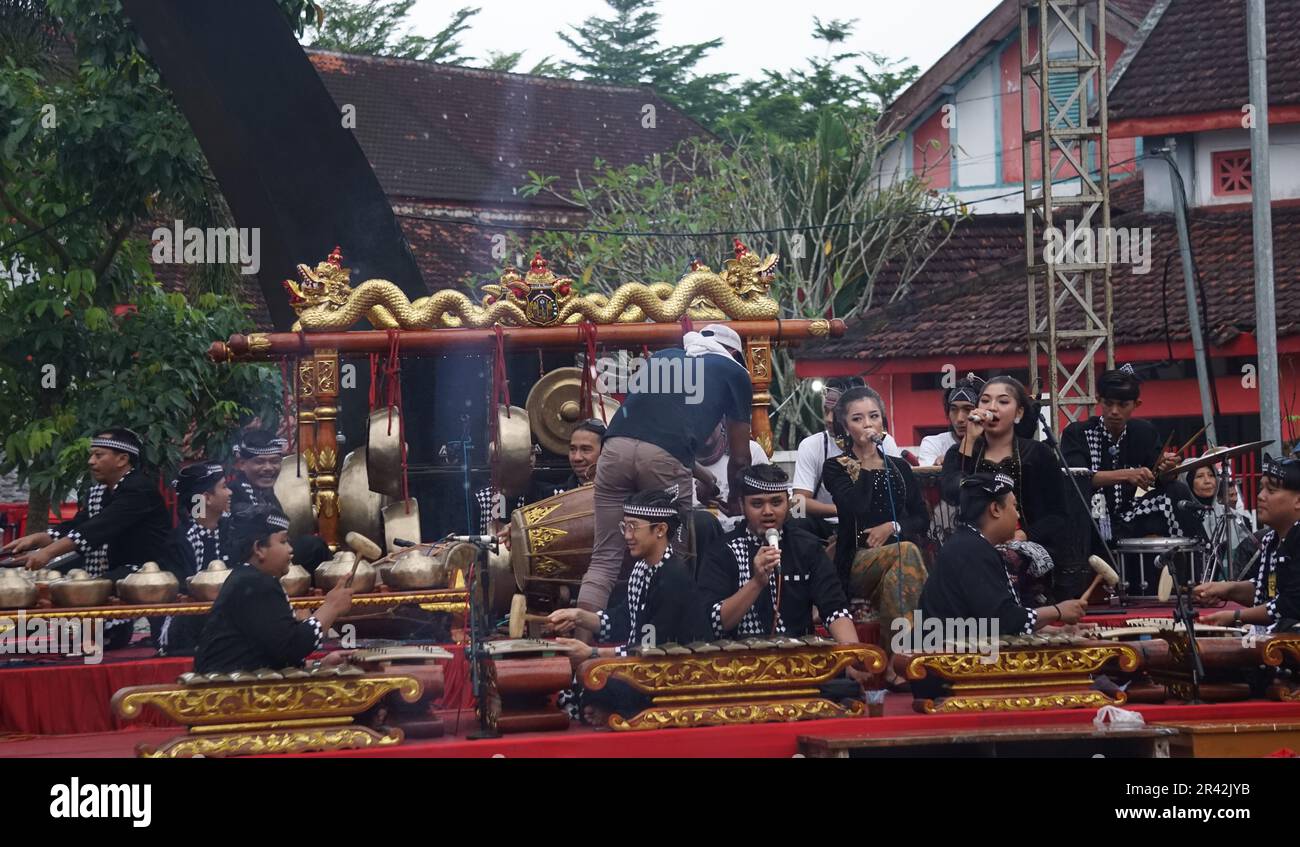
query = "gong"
(272, 455, 315, 539)
(492, 405, 534, 498)
(366, 406, 405, 500)
(525, 367, 621, 456)
(338, 447, 389, 552)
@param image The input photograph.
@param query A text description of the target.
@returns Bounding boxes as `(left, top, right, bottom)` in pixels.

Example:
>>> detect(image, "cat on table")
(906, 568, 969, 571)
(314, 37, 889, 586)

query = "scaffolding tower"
(1021, 0, 1115, 431)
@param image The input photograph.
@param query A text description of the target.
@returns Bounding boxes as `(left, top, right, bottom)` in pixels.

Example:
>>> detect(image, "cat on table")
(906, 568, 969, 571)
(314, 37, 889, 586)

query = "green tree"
(0, 0, 297, 529)
(719, 18, 919, 142)
(511, 113, 962, 445)
(306, 1, 480, 64)
(558, 0, 736, 128)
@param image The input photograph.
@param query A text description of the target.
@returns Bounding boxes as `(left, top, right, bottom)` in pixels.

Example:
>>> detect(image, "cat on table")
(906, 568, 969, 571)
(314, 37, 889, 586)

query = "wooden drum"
(506, 484, 595, 615)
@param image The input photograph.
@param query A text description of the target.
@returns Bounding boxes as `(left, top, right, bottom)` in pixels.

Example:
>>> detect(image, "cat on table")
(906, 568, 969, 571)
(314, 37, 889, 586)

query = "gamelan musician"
(548, 490, 712, 721)
(698, 465, 857, 644)
(2, 427, 171, 650)
(228, 428, 332, 572)
(157, 462, 233, 656)
(920, 473, 1088, 638)
(194, 505, 355, 674)
(1060, 366, 1201, 549)
(1195, 454, 1300, 634)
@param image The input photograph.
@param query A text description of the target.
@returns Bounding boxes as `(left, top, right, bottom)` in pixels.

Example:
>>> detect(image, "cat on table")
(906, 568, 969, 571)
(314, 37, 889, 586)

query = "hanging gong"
(338, 447, 389, 551)
(273, 455, 316, 539)
(382, 499, 421, 556)
(525, 367, 621, 456)
(492, 405, 534, 498)
(366, 406, 405, 500)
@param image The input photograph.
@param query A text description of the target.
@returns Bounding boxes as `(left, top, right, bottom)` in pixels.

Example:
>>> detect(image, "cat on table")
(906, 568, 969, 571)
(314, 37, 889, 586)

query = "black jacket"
(194, 564, 322, 673)
(822, 453, 928, 589)
(52, 468, 172, 578)
(940, 437, 1067, 559)
(697, 523, 850, 638)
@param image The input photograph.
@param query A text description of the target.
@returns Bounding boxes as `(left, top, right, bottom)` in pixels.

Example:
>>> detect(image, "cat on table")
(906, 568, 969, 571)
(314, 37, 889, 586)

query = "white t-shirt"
(792, 431, 901, 505)
(693, 441, 770, 506)
(917, 432, 957, 467)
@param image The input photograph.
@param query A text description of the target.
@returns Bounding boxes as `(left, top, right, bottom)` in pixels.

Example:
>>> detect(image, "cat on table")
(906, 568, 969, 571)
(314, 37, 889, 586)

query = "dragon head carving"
(720, 239, 779, 298)
(284, 246, 353, 312)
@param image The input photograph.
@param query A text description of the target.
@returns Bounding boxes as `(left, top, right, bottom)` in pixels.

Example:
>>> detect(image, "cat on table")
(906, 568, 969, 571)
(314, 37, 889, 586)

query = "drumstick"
(1150, 431, 1176, 473)
(1158, 425, 1208, 475)
(343, 556, 363, 589)
(1080, 555, 1120, 603)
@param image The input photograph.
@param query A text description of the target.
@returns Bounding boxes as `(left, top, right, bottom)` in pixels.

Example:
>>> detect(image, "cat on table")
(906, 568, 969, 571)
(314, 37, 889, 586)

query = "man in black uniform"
(195, 505, 354, 673)
(1196, 455, 1300, 633)
(158, 462, 233, 655)
(4, 428, 171, 649)
(698, 465, 856, 643)
(228, 428, 331, 572)
(920, 473, 1087, 638)
(1062, 367, 1199, 546)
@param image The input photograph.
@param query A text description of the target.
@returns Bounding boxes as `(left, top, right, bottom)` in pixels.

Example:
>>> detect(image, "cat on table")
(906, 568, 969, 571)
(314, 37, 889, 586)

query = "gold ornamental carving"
(921, 690, 1122, 714)
(138, 726, 403, 758)
(246, 333, 272, 354)
(316, 448, 338, 472)
(315, 358, 338, 394)
(113, 675, 422, 725)
(809, 320, 831, 337)
(527, 526, 568, 551)
(1261, 635, 1300, 667)
(583, 646, 884, 695)
(283, 242, 780, 331)
(748, 344, 771, 379)
(522, 503, 563, 525)
(903, 645, 1141, 681)
(1, 589, 470, 624)
(298, 361, 316, 399)
(533, 556, 571, 578)
(610, 697, 863, 731)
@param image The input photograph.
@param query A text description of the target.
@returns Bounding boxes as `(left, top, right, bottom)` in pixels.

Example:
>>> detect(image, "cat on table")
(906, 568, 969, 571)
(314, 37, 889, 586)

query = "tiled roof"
(306, 50, 712, 206)
(1109, 0, 1300, 122)
(800, 190, 1300, 362)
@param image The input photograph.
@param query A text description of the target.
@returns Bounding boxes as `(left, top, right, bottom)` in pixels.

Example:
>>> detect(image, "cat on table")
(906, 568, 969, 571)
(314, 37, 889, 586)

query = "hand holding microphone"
(752, 535, 781, 584)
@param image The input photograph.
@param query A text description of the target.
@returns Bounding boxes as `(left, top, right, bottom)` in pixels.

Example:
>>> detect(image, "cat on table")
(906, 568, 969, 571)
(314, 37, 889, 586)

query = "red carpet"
(0, 652, 190, 735)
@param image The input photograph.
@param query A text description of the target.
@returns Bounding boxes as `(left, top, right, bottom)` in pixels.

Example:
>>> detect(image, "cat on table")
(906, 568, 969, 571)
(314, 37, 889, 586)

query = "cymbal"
(525, 367, 620, 456)
(1161, 440, 1272, 479)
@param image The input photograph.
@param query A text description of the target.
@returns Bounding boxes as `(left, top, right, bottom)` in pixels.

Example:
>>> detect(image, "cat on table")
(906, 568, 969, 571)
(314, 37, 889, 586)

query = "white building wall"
(1193, 125, 1300, 207)
(954, 62, 997, 189)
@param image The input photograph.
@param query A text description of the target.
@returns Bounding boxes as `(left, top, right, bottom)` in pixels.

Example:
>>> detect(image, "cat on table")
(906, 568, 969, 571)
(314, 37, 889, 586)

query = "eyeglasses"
(619, 520, 651, 535)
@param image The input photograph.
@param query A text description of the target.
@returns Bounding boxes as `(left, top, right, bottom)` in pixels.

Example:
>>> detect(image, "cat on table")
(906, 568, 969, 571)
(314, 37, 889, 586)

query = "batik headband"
(91, 436, 140, 457)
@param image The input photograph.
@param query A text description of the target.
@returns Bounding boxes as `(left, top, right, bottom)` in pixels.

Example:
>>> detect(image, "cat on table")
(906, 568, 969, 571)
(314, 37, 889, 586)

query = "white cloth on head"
(699, 323, 743, 353)
(683, 331, 736, 361)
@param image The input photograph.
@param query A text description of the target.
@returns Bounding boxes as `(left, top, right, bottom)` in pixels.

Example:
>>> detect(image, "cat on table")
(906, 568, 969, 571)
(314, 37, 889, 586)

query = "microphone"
(451, 534, 500, 548)
(764, 528, 780, 548)
(1177, 500, 1214, 513)
(392, 538, 417, 548)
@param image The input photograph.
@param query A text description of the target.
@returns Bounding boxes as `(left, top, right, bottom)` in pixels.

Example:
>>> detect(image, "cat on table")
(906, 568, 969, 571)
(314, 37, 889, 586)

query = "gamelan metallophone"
(894, 633, 1143, 714)
(112, 664, 424, 758)
(578, 636, 885, 731)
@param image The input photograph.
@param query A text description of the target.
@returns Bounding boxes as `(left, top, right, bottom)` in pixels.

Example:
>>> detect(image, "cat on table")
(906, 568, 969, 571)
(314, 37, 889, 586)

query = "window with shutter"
(1047, 71, 1082, 127)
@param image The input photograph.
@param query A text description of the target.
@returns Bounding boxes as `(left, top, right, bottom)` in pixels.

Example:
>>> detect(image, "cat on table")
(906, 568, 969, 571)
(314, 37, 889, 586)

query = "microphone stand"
(1036, 410, 1123, 605)
(1163, 551, 1205, 704)
(465, 533, 502, 740)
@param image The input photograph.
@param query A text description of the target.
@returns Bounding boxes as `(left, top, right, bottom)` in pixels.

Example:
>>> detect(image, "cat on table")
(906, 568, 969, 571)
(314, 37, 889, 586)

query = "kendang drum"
(507, 484, 595, 615)
(1113, 537, 1204, 598)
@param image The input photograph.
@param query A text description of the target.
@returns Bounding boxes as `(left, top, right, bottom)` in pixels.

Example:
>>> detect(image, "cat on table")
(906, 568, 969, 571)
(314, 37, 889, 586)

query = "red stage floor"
(6, 698, 1300, 759)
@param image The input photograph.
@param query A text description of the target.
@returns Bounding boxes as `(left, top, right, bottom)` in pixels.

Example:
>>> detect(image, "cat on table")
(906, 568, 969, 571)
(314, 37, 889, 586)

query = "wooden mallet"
(507, 594, 552, 638)
(344, 532, 383, 589)
(1081, 555, 1120, 603)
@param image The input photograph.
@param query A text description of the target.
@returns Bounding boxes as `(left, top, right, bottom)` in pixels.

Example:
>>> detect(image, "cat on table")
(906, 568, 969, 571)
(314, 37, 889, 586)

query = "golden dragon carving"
(282, 242, 780, 331)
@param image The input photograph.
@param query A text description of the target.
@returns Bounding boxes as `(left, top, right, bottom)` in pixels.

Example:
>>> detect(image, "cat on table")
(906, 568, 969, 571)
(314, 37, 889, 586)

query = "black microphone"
(452, 534, 500, 547)
(1177, 500, 1214, 513)
(392, 538, 417, 548)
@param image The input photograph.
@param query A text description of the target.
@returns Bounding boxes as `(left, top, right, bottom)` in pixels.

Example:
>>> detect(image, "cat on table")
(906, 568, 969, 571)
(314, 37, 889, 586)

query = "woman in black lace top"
(822, 386, 929, 631)
(940, 375, 1067, 604)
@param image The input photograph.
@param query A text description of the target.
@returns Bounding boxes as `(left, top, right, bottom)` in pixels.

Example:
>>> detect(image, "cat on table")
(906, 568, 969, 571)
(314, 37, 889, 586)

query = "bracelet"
(1233, 609, 1243, 625)
(589, 647, 600, 660)
(1053, 604, 1062, 619)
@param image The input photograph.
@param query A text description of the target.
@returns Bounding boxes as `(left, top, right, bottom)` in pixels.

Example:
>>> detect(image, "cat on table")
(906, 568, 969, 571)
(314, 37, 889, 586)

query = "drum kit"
(1072, 440, 1270, 605)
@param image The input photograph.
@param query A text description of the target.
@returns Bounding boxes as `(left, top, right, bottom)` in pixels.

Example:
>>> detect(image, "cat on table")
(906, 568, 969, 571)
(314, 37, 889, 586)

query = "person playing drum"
(1194, 454, 1300, 634)
(1061, 366, 1201, 557)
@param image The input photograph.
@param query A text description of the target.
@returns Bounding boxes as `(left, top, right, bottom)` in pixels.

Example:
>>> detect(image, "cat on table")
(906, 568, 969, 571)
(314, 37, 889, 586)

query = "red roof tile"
(1109, 0, 1300, 123)
(800, 196, 1300, 362)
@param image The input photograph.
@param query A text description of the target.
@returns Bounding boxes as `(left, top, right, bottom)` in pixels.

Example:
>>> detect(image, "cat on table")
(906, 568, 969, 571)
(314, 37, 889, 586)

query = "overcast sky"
(409, 0, 1002, 81)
